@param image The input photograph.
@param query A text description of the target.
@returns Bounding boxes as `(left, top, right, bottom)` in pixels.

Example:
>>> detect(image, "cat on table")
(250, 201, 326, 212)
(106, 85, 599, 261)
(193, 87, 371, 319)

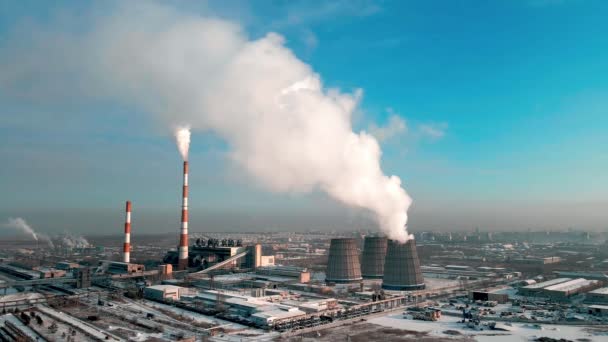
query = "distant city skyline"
(1, 0, 608, 235)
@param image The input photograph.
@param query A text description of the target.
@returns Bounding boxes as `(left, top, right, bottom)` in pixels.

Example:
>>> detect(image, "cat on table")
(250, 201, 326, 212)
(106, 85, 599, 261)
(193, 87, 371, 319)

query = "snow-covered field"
(368, 313, 607, 341)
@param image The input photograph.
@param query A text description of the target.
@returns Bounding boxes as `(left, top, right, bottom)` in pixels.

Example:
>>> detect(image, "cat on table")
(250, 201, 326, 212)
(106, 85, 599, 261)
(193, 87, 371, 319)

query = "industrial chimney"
(123, 201, 131, 263)
(361, 236, 388, 279)
(382, 239, 425, 290)
(325, 238, 362, 283)
(178, 161, 189, 270)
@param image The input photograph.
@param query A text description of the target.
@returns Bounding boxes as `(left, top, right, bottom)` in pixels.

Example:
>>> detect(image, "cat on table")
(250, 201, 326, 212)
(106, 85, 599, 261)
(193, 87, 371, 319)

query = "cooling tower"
(382, 239, 425, 290)
(325, 238, 362, 283)
(361, 236, 388, 279)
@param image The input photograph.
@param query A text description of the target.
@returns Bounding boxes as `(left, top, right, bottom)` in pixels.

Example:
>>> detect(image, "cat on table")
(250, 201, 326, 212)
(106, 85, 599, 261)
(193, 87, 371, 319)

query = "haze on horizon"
(1, 0, 607, 236)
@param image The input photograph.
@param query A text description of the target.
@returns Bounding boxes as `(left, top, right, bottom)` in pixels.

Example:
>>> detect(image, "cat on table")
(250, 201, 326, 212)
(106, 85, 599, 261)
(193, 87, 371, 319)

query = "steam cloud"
(59, 234, 90, 248)
(174, 126, 191, 161)
(2, 217, 54, 247)
(3, 217, 38, 240)
(0, 3, 413, 241)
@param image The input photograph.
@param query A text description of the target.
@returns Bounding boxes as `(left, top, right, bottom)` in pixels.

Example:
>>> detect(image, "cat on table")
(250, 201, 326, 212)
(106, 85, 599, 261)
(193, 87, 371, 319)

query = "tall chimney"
(178, 161, 189, 270)
(123, 201, 131, 263)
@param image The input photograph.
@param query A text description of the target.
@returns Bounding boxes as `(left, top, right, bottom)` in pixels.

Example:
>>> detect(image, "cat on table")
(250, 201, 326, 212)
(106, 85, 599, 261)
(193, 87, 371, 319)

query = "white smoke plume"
(174, 126, 191, 161)
(3, 217, 38, 240)
(1, 218, 55, 247)
(59, 234, 90, 248)
(0, 3, 414, 241)
(38, 234, 55, 249)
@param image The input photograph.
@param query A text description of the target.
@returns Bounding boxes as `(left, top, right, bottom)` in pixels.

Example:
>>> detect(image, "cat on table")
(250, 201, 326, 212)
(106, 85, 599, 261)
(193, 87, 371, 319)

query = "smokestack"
(178, 161, 189, 270)
(361, 236, 388, 279)
(382, 239, 425, 291)
(123, 201, 131, 263)
(325, 238, 362, 284)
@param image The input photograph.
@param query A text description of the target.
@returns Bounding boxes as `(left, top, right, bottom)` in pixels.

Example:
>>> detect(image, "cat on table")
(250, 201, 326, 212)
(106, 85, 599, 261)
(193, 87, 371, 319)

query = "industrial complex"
(0, 158, 607, 342)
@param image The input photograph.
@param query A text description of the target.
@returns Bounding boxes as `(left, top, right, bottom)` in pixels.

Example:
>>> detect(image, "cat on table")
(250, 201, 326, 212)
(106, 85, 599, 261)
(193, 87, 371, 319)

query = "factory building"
(255, 266, 311, 283)
(519, 277, 602, 300)
(163, 240, 262, 271)
(586, 287, 608, 304)
(510, 257, 562, 265)
(588, 305, 608, 317)
(55, 262, 82, 271)
(144, 285, 185, 301)
(553, 271, 608, 284)
(97, 261, 145, 275)
(0, 265, 41, 280)
(469, 287, 510, 304)
(542, 278, 601, 301)
(34, 267, 66, 279)
(250, 307, 307, 328)
(518, 278, 572, 297)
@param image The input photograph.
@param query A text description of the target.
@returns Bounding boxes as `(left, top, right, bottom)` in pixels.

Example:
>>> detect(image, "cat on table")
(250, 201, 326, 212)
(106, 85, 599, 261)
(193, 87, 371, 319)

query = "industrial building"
(553, 271, 608, 284)
(518, 278, 572, 297)
(97, 260, 145, 275)
(519, 277, 602, 300)
(255, 266, 311, 283)
(586, 287, 608, 304)
(144, 285, 185, 301)
(588, 305, 608, 317)
(469, 287, 510, 304)
(382, 239, 425, 291)
(250, 307, 307, 328)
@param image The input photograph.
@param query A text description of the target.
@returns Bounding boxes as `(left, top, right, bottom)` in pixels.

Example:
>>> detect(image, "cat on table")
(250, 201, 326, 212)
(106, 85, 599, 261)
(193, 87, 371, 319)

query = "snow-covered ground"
(37, 305, 123, 341)
(368, 313, 607, 341)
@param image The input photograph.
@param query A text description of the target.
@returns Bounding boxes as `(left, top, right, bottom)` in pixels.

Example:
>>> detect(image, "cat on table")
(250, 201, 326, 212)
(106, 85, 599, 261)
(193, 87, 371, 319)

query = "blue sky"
(1, 0, 607, 234)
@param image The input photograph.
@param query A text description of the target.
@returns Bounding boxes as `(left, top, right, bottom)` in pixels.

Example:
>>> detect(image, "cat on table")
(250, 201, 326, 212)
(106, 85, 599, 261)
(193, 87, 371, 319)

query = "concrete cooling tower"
(325, 238, 362, 283)
(382, 239, 425, 290)
(361, 236, 388, 279)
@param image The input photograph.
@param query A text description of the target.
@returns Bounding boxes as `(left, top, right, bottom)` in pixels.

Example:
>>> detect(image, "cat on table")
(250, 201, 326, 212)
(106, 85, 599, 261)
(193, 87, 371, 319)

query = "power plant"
(382, 239, 425, 290)
(325, 238, 362, 283)
(361, 236, 388, 279)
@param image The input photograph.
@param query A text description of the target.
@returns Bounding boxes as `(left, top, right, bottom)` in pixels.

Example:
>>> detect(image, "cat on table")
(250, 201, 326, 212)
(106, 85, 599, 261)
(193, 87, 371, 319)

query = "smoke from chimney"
(0, 3, 414, 242)
(174, 126, 191, 161)
(3, 217, 38, 240)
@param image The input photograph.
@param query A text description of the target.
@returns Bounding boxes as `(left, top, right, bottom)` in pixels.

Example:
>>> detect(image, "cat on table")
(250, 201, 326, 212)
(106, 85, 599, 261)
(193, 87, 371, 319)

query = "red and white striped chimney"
(123, 201, 131, 263)
(178, 161, 189, 270)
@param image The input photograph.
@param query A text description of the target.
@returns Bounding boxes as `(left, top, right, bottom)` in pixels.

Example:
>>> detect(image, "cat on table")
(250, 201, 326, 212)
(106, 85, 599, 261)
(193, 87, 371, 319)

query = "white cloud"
(369, 109, 408, 142)
(418, 122, 448, 140)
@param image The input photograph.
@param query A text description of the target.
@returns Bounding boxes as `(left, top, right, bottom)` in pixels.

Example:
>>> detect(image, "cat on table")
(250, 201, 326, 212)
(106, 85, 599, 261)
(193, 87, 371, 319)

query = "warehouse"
(143, 285, 184, 301)
(585, 287, 608, 304)
(543, 278, 601, 301)
(588, 305, 608, 317)
(250, 307, 307, 328)
(469, 287, 509, 304)
(518, 278, 571, 297)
